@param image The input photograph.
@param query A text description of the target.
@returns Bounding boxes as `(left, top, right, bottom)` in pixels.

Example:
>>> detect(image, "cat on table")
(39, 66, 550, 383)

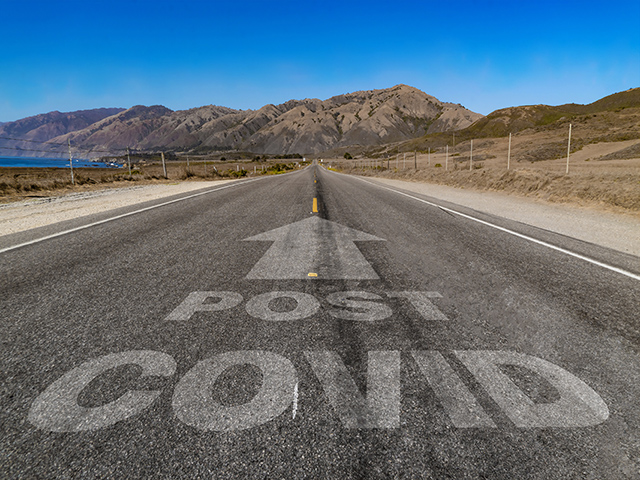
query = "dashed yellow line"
(312, 197, 318, 213)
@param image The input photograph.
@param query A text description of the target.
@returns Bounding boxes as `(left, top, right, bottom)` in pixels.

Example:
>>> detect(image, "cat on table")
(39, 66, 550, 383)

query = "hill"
(0, 86, 482, 157)
(360, 88, 640, 165)
(0, 108, 125, 157)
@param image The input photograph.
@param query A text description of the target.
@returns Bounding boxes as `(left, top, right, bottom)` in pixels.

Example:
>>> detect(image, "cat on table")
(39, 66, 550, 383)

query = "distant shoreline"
(0, 156, 119, 169)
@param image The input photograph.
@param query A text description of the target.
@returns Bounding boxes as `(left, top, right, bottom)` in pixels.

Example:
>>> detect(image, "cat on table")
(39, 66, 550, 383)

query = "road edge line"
(329, 170, 640, 282)
(0, 178, 261, 254)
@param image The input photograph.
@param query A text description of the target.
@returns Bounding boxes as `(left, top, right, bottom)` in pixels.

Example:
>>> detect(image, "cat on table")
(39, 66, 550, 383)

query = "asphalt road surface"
(2, 163, 639, 478)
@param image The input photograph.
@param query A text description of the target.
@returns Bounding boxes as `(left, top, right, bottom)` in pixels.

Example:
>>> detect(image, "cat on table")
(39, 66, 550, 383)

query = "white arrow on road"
(244, 217, 385, 279)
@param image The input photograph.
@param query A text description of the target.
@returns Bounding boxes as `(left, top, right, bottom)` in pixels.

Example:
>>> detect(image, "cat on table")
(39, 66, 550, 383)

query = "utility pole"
(469, 139, 473, 171)
(187, 155, 190, 169)
(453, 132, 456, 149)
(127, 147, 131, 175)
(445, 145, 448, 171)
(204, 159, 207, 175)
(566, 123, 572, 175)
(67, 139, 75, 185)
(507, 133, 511, 170)
(387, 154, 389, 170)
(428, 147, 431, 166)
(403, 153, 406, 169)
(161, 152, 167, 178)
(414, 150, 417, 169)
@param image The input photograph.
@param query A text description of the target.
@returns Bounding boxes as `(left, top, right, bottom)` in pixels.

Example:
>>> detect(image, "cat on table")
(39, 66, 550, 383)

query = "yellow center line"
(312, 197, 318, 213)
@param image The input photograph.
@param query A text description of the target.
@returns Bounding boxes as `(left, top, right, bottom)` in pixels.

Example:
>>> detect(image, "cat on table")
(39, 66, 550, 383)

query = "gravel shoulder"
(369, 177, 640, 257)
(0, 180, 237, 236)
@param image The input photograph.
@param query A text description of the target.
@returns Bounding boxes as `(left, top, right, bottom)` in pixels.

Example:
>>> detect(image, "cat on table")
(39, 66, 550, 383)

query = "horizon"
(2, 0, 639, 123)
(4, 84, 640, 122)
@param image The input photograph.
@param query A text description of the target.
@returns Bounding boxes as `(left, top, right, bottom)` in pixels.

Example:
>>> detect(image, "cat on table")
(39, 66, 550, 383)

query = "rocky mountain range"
(0, 85, 482, 157)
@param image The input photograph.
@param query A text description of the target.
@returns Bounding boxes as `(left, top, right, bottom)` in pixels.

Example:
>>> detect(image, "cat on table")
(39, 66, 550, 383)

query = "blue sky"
(1, 0, 639, 122)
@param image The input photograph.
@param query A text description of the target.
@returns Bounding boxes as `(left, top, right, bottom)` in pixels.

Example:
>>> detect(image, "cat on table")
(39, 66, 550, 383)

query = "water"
(0, 156, 120, 168)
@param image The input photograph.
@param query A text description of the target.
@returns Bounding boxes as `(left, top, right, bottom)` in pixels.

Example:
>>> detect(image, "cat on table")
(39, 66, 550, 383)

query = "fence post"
(67, 139, 75, 185)
(566, 124, 572, 175)
(445, 145, 448, 171)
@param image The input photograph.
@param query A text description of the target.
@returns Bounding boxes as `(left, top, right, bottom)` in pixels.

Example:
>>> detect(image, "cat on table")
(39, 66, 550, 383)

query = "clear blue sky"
(1, 0, 639, 122)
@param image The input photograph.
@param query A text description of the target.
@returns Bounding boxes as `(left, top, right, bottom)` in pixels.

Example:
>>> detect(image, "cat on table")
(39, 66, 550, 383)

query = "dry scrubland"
(331, 137, 640, 215)
(0, 159, 303, 204)
(327, 90, 640, 215)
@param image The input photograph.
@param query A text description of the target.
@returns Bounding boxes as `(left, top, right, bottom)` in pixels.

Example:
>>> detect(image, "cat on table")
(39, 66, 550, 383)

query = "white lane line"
(338, 172, 640, 282)
(292, 382, 299, 419)
(0, 178, 261, 254)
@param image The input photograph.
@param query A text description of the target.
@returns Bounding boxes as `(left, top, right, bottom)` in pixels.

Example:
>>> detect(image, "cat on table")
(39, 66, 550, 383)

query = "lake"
(0, 156, 120, 168)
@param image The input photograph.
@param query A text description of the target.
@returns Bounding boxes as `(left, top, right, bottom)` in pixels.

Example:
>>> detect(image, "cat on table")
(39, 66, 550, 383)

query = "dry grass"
(0, 159, 304, 203)
(326, 138, 640, 214)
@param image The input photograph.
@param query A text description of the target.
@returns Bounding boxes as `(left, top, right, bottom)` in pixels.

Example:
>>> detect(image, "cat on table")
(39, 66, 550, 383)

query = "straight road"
(1, 163, 639, 478)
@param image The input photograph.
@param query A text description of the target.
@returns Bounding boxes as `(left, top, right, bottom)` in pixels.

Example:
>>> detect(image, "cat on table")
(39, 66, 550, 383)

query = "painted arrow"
(243, 216, 385, 280)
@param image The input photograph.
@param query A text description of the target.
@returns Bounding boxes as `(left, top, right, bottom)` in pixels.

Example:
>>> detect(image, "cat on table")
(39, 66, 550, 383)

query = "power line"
(0, 145, 68, 154)
(0, 135, 72, 147)
(0, 135, 126, 155)
(0, 145, 123, 158)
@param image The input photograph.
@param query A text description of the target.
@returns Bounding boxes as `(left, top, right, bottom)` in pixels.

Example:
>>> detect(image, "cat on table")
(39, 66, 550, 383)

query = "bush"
(344, 152, 353, 159)
(434, 163, 442, 168)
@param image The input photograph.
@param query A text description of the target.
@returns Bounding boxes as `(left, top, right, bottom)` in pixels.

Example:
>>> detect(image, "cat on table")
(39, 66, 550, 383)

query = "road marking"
(349, 175, 640, 282)
(305, 350, 401, 429)
(312, 197, 318, 212)
(326, 291, 393, 321)
(243, 217, 384, 279)
(292, 383, 299, 419)
(164, 291, 244, 321)
(28, 351, 176, 432)
(0, 178, 261, 254)
(172, 350, 297, 432)
(245, 291, 320, 321)
(164, 290, 450, 322)
(455, 350, 609, 427)
(387, 291, 447, 321)
(412, 351, 496, 428)
(30, 349, 609, 432)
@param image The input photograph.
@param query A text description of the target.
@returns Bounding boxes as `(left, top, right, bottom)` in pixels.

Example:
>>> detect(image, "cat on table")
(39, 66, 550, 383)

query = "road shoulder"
(0, 180, 238, 237)
(367, 177, 640, 257)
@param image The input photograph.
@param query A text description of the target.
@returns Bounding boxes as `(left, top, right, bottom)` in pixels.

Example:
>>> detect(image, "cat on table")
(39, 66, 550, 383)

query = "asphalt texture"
(1, 163, 639, 478)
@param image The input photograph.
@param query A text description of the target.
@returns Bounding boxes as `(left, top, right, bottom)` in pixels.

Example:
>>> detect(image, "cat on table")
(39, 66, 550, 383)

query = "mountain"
(395, 88, 640, 161)
(453, 87, 640, 139)
(0, 108, 125, 157)
(0, 86, 483, 157)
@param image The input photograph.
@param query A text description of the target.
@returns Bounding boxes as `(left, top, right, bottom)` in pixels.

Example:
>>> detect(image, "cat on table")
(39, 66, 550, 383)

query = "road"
(1, 163, 639, 478)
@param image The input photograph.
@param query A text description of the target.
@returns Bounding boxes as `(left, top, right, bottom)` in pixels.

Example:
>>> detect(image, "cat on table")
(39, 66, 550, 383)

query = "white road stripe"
(342, 172, 640, 282)
(0, 178, 260, 254)
(292, 382, 299, 419)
